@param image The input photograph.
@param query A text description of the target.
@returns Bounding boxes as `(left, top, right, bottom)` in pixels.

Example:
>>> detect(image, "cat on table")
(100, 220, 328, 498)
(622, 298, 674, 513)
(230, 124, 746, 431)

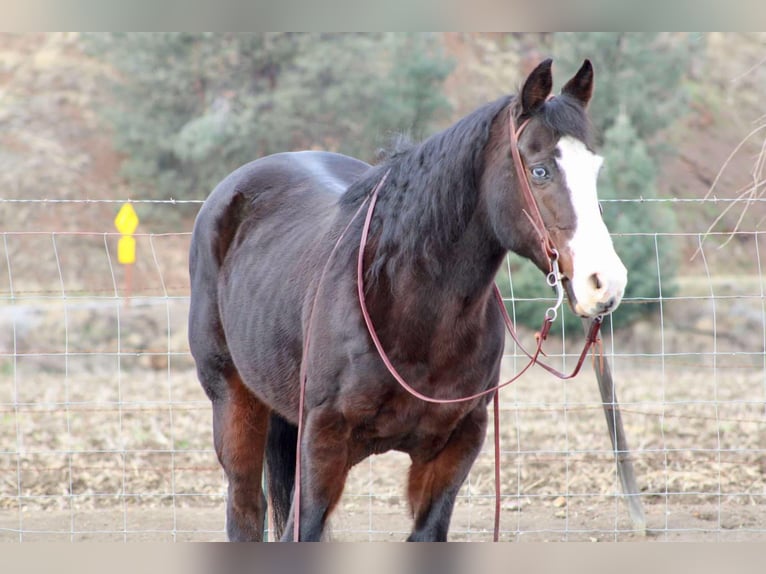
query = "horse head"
(484, 59, 627, 318)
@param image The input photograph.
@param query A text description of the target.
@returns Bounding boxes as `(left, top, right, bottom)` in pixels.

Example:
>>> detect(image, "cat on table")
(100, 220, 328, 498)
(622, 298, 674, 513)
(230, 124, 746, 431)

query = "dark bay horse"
(188, 59, 627, 542)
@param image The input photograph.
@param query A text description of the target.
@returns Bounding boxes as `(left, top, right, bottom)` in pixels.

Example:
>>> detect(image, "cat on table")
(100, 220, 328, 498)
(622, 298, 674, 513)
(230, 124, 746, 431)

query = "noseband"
(509, 113, 559, 264)
(509, 107, 565, 322)
(292, 103, 603, 542)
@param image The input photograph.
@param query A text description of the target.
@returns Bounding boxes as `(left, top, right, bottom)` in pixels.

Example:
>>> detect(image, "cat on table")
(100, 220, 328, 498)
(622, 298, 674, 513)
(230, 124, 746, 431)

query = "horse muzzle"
(562, 259, 627, 319)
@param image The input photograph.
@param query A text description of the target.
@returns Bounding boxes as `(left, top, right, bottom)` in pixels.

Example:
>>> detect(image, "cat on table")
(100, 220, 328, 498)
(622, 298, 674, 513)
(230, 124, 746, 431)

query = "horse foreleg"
(406, 406, 488, 541)
(211, 372, 270, 542)
(280, 406, 350, 542)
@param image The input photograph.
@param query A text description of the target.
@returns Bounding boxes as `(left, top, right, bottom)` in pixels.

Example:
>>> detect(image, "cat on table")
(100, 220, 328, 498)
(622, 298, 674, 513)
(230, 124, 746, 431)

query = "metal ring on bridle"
(546, 248, 559, 286)
(546, 271, 557, 288)
(545, 254, 565, 322)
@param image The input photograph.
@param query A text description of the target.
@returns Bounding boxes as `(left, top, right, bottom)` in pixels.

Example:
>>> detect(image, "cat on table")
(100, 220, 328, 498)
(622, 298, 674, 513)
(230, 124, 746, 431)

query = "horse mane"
(340, 91, 592, 286)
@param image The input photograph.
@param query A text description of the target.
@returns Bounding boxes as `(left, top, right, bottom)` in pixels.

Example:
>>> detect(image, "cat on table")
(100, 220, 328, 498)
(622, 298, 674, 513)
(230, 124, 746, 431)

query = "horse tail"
(265, 412, 297, 539)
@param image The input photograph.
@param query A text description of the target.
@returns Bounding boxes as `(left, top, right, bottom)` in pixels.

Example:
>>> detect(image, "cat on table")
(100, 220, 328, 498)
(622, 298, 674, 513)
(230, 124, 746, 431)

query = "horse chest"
(338, 328, 502, 458)
(344, 381, 484, 459)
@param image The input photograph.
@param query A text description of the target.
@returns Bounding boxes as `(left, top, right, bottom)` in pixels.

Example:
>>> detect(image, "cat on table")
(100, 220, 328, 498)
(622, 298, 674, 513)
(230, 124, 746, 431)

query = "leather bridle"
(290, 102, 603, 542)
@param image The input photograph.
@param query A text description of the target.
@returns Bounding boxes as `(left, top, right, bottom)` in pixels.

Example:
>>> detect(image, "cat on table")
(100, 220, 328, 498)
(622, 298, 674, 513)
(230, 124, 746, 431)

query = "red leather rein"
(291, 105, 603, 542)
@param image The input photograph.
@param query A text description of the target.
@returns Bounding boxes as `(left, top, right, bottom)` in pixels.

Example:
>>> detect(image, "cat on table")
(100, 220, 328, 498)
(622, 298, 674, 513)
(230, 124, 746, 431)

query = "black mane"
(340, 92, 591, 285)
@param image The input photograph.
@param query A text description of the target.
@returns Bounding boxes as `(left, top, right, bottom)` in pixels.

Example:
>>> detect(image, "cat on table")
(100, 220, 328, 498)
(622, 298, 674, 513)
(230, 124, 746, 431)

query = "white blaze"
(555, 136, 627, 316)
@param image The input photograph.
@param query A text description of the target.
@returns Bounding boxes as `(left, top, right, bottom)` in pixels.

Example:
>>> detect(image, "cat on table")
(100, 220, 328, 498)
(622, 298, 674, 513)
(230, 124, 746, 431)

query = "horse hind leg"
(202, 363, 270, 541)
(189, 202, 270, 540)
(216, 371, 270, 541)
(265, 412, 297, 540)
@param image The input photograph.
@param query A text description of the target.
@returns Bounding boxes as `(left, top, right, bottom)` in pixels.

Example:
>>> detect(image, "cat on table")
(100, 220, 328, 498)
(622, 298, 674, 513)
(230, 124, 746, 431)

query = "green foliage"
(598, 112, 678, 327)
(553, 33, 699, 144)
(83, 33, 453, 203)
(497, 33, 691, 331)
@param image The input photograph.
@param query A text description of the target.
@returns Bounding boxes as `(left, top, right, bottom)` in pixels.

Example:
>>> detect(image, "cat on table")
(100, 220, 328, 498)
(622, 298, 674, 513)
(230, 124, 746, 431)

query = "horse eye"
(531, 166, 549, 180)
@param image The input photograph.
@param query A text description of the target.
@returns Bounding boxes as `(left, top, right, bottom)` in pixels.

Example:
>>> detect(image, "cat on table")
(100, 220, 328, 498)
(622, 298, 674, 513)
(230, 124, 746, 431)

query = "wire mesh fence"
(1, 197, 765, 541)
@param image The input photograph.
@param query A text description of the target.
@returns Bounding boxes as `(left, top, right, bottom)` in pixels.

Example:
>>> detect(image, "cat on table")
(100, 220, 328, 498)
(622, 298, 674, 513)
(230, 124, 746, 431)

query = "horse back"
(191, 151, 369, 267)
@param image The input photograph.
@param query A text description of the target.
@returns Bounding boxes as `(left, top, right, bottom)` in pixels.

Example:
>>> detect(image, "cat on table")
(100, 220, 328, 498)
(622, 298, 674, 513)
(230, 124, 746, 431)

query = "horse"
(188, 58, 627, 542)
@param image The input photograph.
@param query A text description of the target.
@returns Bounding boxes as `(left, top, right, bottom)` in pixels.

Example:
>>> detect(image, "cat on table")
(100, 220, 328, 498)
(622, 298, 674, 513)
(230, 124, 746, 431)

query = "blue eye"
(531, 166, 549, 180)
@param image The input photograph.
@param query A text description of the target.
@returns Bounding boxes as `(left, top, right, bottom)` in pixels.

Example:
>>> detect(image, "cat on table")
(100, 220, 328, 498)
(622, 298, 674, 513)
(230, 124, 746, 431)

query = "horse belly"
(360, 401, 479, 463)
(218, 222, 316, 420)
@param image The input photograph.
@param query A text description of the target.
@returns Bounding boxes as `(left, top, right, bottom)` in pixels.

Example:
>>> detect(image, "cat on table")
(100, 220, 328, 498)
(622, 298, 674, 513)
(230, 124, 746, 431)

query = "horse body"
(191, 148, 505, 540)
(188, 59, 627, 542)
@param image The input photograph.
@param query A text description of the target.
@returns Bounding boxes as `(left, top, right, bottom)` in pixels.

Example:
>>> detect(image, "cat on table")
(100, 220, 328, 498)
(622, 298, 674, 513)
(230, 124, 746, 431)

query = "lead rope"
(354, 169, 597, 543)
(493, 285, 603, 380)
(492, 390, 501, 541)
(291, 103, 604, 541)
(292, 180, 383, 542)
(293, 169, 548, 541)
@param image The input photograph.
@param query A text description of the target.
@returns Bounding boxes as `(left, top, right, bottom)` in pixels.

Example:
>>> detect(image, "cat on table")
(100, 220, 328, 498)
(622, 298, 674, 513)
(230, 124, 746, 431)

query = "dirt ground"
(3, 502, 764, 542)
(2, 348, 765, 542)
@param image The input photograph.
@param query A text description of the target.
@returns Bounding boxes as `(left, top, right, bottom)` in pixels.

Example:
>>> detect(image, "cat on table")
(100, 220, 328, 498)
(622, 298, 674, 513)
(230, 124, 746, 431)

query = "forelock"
(537, 94, 593, 148)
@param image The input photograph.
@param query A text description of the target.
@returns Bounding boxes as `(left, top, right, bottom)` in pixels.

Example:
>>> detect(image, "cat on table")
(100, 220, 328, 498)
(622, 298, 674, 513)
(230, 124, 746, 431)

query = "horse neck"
(371, 101, 513, 315)
(377, 182, 509, 323)
(367, 207, 506, 352)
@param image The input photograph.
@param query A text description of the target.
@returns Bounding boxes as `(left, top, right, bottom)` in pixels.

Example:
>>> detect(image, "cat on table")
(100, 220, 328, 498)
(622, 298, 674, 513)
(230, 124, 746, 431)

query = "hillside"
(1, 32, 764, 265)
(0, 33, 123, 229)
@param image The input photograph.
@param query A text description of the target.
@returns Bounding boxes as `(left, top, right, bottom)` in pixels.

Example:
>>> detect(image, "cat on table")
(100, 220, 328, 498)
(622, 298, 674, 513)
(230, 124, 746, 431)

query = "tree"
(597, 112, 678, 328)
(84, 33, 453, 206)
(498, 33, 691, 331)
(554, 33, 699, 145)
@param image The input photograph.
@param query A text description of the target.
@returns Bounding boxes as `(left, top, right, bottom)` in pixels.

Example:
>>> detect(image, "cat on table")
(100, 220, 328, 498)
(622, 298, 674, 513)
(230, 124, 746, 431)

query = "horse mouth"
(560, 277, 582, 316)
(561, 276, 594, 318)
(561, 276, 618, 318)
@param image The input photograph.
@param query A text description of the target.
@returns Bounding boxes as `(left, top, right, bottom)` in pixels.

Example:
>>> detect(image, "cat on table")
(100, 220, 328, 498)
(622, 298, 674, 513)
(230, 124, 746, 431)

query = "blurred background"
(1, 33, 765, 541)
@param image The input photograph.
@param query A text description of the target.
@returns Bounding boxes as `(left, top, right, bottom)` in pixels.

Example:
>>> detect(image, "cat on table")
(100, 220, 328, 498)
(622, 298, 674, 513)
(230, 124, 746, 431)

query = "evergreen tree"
(598, 112, 678, 328)
(84, 33, 452, 203)
(554, 33, 698, 145)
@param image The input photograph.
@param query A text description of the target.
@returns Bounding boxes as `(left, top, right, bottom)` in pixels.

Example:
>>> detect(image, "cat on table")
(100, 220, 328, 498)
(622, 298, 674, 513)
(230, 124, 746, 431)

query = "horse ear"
(520, 58, 553, 116)
(561, 59, 594, 108)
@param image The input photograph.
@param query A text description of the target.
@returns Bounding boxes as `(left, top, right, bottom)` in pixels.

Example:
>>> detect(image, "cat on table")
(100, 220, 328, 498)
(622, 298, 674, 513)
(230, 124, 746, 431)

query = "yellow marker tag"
(114, 203, 139, 235)
(118, 235, 136, 264)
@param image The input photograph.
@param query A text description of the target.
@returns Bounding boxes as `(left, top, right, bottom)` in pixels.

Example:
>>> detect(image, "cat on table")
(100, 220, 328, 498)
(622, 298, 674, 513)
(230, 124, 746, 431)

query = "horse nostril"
(588, 273, 603, 291)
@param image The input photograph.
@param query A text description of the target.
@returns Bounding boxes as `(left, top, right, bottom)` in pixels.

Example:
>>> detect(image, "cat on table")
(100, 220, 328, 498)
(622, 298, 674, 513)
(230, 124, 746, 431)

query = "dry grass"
(2, 338, 765, 540)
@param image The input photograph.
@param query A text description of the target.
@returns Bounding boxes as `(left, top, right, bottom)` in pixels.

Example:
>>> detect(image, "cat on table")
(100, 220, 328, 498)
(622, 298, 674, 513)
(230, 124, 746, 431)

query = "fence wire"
(1, 197, 765, 541)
